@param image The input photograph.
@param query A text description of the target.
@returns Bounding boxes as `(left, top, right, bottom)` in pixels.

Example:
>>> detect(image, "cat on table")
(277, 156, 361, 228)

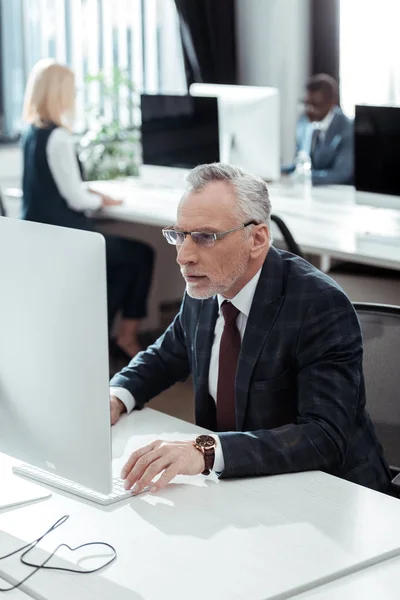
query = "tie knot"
(221, 301, 240, 325)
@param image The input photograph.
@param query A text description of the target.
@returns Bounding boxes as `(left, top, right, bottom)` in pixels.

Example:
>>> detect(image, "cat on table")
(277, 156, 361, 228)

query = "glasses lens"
(163, 230, 178, 244)
(192, 232, 215, 247)
(165, 230, 187, 245)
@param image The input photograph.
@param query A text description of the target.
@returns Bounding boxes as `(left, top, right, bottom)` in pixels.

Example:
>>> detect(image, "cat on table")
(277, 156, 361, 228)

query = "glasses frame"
(162, 221, 258, 247)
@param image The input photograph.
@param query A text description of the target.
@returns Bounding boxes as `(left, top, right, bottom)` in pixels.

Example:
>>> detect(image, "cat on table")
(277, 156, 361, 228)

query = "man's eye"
(193, 233, 214, 246)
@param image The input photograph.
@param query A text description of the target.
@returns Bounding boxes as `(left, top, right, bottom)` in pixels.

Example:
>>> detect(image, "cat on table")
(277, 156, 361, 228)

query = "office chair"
(270, 214, 302, 258)
(0, 191, 6, 217)
(353, 302, 400, 493)
(329, 262, 400, 305)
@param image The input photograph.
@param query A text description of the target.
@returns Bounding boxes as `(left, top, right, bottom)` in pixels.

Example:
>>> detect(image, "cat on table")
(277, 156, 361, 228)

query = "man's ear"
(250, 224, 270, 258)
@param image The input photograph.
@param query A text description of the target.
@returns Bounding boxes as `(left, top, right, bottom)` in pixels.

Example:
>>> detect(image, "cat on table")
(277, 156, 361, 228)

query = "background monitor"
(0, 217, 112, 494)
(355, 105, 400, 197)
(190, 83, 280, 181)
(140, 94, 220, 168)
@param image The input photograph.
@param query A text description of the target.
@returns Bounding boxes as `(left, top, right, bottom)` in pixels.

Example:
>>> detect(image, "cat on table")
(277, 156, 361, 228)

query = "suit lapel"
(194, 297, 218, 429)
(235, 247, 284, 430)
(313, 109, 342, 166)
(323, 111, 340, 147)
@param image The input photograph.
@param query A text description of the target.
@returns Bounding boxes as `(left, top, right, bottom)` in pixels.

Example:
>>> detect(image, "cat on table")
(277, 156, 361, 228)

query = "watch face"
(196, 434, 215, 449)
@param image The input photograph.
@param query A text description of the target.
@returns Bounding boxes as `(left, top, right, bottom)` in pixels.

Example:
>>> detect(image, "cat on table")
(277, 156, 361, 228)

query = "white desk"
(5, 169, 400, 270)
(5, 169, 400, 330)
(292, 555, 400, 599)
(1, 408, 400, 600)
(0, 578, 29, 598)
(89, 167, 400, 271)
(89, 173, 400, 328)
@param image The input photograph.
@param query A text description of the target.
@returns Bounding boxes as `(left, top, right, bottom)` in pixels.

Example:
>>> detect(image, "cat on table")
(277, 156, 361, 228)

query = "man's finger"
(121, 440, 160, 479)
(150, 464, 180, 493)
(123, 447, 164, 489)
(133, 457, 172, 494)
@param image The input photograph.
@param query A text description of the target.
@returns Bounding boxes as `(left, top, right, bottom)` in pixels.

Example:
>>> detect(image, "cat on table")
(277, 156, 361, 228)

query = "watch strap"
(202, 447, 215, 475)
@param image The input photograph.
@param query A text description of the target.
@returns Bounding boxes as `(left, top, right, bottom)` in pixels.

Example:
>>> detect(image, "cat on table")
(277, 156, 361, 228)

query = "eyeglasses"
(162, 221, 258, 248)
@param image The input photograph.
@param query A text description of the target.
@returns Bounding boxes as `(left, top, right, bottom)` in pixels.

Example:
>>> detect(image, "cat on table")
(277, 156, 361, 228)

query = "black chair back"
(270, 214, 302, 257)
(0, 192, 6, 217)
(353, 302, 400, 472)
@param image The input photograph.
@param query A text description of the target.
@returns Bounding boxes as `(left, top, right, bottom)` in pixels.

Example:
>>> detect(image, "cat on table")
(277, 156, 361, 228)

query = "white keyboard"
(12, 464, 136, 506)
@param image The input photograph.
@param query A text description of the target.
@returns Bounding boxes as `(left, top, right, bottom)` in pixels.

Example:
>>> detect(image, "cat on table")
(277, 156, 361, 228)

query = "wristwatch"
(193, 434, 216, 475)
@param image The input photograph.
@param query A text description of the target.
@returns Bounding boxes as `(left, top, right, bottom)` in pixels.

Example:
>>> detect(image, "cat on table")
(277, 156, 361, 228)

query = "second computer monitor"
(190, 83, 280, 181)
(140, 94, 220, 169)
(355, 104, 400, 198)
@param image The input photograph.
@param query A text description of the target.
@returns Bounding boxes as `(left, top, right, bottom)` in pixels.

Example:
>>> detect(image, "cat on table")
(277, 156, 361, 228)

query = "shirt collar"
(217, 268, 262, 318)
(313, 108, 335, 133)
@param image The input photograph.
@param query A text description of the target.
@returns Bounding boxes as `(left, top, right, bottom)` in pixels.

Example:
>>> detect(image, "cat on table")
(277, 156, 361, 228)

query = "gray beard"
(184, 253, 250, 300)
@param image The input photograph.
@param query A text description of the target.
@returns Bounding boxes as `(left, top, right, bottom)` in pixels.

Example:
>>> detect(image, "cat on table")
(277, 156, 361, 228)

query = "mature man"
(110, 163, 391, 496)
(282, 73, 354, 185)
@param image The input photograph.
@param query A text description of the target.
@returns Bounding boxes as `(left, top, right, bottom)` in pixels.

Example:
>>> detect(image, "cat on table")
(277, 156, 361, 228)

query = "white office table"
(291, 555, 400, 599)
(1, 408, 400, 600)
(5, 168, 400, 271)
(0, 578, 29, 598)
(89, 167, 400, 271)
(5, 169, 399, 330)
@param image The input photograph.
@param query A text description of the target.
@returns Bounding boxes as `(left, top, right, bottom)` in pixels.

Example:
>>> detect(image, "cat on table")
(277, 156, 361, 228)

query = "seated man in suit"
(282, 74, 354, 185)
(109, 162, 391, 495)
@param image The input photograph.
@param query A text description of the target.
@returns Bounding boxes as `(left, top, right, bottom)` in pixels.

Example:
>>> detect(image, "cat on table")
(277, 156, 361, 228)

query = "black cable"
(0, 515, 116, 592)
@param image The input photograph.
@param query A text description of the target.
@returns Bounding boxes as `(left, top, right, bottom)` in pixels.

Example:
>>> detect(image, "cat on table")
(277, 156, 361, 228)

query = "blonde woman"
(22, 59, 154, 359)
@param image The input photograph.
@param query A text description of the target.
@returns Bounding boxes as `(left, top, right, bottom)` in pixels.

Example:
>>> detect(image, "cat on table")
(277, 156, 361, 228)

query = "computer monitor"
(0, 217, 132, 505)
(355, 105, 400, 198)
(140, 93, 220, 168)
(190, 83, 280, 181)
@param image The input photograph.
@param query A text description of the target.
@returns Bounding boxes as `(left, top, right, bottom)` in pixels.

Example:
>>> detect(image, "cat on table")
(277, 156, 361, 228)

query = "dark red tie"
(216, 301, 241, 431)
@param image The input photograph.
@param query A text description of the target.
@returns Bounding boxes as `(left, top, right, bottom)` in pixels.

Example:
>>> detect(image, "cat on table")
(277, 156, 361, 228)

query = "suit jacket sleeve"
(109, 295, 191, 408)
(218, 287, 363, 478)
(312, 128, 354, 185)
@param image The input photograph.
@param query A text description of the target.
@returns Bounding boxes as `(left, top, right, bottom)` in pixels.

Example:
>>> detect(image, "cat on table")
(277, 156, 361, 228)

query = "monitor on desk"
(355, 104, 400, 199)
(190, 83, 280, 181)
(140, 93, 220, 169)
(0, 217, 133, 505)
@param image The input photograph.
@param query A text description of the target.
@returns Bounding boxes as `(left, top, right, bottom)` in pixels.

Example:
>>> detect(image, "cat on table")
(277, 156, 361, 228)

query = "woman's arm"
(46, 127, 102, 212)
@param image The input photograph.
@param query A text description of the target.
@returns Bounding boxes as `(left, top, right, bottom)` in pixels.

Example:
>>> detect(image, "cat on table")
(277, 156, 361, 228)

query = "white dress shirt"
(46, 127, 102, 211)
(303, 109, 335, 155)
(111, 268, 262, 473)
(312, 109, 335, 143)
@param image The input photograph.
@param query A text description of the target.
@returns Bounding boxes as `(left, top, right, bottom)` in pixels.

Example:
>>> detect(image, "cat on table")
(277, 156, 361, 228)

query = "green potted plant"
(79, 68, 140, 180)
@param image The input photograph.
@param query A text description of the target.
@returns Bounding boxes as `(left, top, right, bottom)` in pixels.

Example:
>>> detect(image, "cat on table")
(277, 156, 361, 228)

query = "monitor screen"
(355, 105, 400, 196)
(140, 94, 220, 168)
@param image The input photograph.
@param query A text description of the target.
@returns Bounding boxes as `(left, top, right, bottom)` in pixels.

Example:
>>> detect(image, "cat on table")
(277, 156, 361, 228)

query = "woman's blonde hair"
(22, 59, 75, 129)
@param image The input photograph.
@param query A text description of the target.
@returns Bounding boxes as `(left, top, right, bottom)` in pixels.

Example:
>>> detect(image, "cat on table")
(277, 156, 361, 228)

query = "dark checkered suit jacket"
(110, 247, 392, 493)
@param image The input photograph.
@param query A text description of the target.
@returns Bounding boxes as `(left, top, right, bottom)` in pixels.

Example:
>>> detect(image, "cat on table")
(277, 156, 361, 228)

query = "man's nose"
(176, 235, 198, 266)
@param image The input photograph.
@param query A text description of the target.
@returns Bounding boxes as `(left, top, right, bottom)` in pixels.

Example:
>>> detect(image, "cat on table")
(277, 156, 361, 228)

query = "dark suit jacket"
(110, 247, 391, 493)
(282, 107, 354, 186)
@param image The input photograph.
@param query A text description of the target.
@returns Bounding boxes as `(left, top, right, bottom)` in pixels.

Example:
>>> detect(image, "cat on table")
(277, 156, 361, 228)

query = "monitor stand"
(0, 470, 51, 510)
(220, 132, 236, 164)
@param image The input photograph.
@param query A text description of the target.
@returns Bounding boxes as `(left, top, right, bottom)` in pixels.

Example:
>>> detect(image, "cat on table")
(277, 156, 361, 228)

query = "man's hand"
(121, 439, 205, 494)
(110, 395, 126, 425)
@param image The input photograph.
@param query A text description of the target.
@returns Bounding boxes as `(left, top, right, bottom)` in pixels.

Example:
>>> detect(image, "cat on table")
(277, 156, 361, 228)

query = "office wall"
(235, 0, 310, 163)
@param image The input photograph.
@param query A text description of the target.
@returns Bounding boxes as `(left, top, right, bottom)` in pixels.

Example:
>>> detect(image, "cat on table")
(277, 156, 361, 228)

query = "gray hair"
(185, 162, 272, 228)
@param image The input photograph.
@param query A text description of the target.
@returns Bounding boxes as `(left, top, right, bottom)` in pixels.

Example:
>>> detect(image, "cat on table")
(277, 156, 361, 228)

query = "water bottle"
(293, 150, 312, 188)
